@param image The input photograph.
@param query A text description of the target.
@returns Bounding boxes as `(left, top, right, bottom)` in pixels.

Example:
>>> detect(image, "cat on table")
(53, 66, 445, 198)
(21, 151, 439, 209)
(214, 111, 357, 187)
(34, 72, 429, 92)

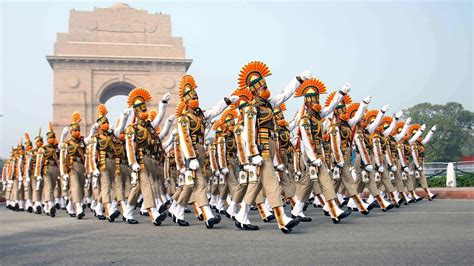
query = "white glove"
(336, 161, 344, 168)
(390, 165, 397, 172)
(229, 95, 239, 103)
(26, 177, 31, 183)
(171, 128, 178, 136)
(406, 117, 412, 125)
(18, 175, 23, 182)
(123, 107, 133, 117)
(378, 165, 384, 172)
(168, 114, 175, 122)
(311, 159, 321, 167)
(395, 111, 403, 119)
(341, 83, 351, 94)
(381, 104, 389, 113)
(299, 70, 314, 81)
(189, 158, 200, 170)
(222, 168, 229, 175)
(179, 167, 186, 174)
(214, 170, 221, 177)
(276, 164, 285, 171)
(296, 171, 302, 177)
(37, 176, 43, 182)
(62, 174, 69, 182)
(431, 125, 437, 132)
(162, 93, 171, 103)
(365, 165, 374, 172)
(92, 169, 100, 177)
(421, 124, 426, 131)
(251, 155, 263, 166)
(131, 163, 141, 172)
(363, 96, 372, 104)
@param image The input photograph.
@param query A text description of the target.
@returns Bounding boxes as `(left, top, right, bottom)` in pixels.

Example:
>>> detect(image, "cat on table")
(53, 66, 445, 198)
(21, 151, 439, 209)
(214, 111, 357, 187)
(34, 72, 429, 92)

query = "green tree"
(403, 102, 474, 162)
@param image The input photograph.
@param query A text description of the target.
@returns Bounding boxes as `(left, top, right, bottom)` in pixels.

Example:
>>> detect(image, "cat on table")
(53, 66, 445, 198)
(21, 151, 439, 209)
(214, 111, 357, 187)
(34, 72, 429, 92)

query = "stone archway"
(98, 82, 135, 104)
(47, 3, 192, 132)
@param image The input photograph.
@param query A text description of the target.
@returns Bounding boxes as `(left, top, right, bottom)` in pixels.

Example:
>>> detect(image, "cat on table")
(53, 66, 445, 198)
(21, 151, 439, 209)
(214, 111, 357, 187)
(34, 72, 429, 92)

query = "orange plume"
(324, 91, 352, 107)
(238, 61, 271, 89)
(97, 104, 108, 117)
(341, 103, 360, 121)
(70, 111, 81, 124)
(294, 78, 327, 97)
(127, 88, 152, 108)
(175, 101, 187, 116)
(380, 116, 393, 129)
(178, 75, 197, 100)
(408, 124, 421, 136)
(364, 109, 379, 124)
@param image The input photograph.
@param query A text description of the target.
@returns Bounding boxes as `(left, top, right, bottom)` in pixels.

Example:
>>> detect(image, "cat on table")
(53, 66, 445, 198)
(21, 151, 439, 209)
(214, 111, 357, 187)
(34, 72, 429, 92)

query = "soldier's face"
(188, 91, 199, 109)
(71, 128, 81, 139)
(36, 140, 43, 148)
(100, 122, 110, 132)
(118, 133, 125, 140)
(47, 137, 55, 145)
(136, 105, 149, 121)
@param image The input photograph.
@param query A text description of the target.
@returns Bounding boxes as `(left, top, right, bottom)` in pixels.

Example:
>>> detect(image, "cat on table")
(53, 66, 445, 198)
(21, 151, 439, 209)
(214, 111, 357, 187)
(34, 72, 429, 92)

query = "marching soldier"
(173, 75, 237, 228)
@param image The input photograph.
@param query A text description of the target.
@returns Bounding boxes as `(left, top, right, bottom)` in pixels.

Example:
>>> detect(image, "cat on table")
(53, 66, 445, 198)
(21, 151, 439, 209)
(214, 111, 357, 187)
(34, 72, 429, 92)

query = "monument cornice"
(47, 55, 192, 70)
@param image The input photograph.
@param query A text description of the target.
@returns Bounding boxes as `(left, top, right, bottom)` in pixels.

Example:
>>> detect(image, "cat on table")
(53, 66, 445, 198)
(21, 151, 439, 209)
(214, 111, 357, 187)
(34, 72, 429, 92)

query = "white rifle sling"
(354, 133, 371, 165)
(233, 125, 249, 165)
(125, 126, 137, 166)
(397, 142, 407, 169)
(217, 136, 227, 170)
(34, 148, 44, 178)
(243, 105, 259, 157)
(372, 136, 383, 168)
(177, 115, 197, 160)
(209, 145, 219, 174)
(299, 117, 319, 163)
(330, 125, 344, 165)
(90, 137, 99, 173)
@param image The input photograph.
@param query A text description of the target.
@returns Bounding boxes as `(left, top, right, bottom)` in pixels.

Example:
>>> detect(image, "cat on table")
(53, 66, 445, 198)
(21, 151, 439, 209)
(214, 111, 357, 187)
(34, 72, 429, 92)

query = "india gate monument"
(47, 3, 192, 131)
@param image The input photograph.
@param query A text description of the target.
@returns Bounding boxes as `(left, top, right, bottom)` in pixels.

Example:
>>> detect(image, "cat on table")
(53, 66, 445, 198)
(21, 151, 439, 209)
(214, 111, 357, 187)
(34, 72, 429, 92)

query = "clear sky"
(0, 0, 472, 157)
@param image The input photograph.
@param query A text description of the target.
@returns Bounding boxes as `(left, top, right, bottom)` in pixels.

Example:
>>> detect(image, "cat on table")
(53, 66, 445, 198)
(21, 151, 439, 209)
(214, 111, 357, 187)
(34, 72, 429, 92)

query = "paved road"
(0, 200, 473, 265)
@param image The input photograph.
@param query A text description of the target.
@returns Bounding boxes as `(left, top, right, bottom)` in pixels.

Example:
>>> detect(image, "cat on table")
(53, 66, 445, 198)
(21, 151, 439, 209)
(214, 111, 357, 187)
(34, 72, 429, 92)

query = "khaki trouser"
(296, 162, 336, 202)
(167, 169, 177, 197)
(10, 177, 19, 201)
(242, 140, 284, 208)
(127, 157, 156, 209)
(69, 162, 85, 204)
(406, 170, 415, 191)
(43, 164, 59, 202)
(219, 163, 239, 200)
(145, 157, 160, 200)
(381, 161, 396, 193)
(418, 171, 429, 189)
(295, 172, 314, 202)
(121, 164, 131, 199)
(393, 160, 406, 193)
(98, 158, 115, 204)
(23, 178, 32, 202)
(112, 163, 127, 202)
(279, 162, 296, 199)
(354, 154, 380, 196)
(332, 157, 358, 197)
(177, 145, 210, 208)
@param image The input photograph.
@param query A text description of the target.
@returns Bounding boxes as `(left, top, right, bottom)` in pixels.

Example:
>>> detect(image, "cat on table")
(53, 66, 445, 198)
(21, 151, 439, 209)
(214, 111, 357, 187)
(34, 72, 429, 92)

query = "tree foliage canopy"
(403, 102, 474, 162)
